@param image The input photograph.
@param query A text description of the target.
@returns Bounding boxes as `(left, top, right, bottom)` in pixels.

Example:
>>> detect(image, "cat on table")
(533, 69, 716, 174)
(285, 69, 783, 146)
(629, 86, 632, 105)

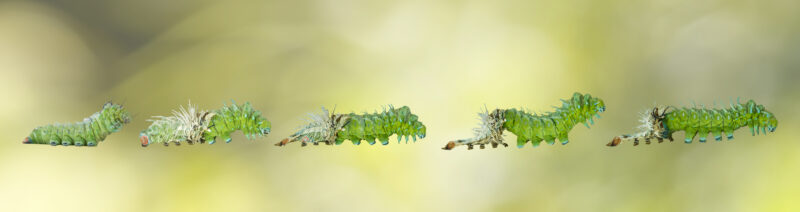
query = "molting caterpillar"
(276, 105, 426, 147)
(443, 92, 606, 150)
(139, 101, 271, 147)
(608, 99, 778, 146)
(23, 102, 131, 146)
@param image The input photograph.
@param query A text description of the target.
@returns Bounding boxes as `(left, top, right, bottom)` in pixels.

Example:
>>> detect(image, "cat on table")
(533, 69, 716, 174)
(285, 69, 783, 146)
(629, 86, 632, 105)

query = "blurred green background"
(1, 0, 799, 211)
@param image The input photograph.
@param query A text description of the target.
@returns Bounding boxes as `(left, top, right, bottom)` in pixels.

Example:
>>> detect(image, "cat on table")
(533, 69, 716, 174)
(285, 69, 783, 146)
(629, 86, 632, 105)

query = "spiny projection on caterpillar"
(608, 99, 778, 147)
(276, 105, 426, 147)
(139, 101, 271, 147)
(23, 102, 131, 146)
(443, 92, 606, 150)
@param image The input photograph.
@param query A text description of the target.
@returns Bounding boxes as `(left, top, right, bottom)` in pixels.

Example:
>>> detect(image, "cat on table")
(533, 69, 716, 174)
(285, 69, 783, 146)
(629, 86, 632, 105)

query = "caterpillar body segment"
(444, 92, 606, 150)
(336, 106, 426, 145)
(608, 99, 778, 147)
(204, 102, 271, 144)
(24, 102, 131, 147)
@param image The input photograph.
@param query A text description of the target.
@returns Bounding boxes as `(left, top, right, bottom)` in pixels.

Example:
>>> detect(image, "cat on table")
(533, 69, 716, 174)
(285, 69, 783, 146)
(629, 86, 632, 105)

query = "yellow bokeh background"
(1, 0, 798, 211)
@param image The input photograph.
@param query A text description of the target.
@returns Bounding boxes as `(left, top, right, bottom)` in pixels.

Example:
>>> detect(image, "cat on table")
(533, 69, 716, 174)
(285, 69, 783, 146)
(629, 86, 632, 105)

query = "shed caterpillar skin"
(276, 105, 426, 147)
(608, 99, 778, 147)
(139, 103, 212, 147)
(23, 102, 131, 146)
(139, 101, 270, 147)
(443, 93, 606, 150)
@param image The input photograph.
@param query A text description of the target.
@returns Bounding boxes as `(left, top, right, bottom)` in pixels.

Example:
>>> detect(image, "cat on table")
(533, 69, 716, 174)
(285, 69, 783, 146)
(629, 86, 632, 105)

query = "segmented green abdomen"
(504, 93, 605, 148)
(24, 103, 131, 146)
(504, 109, 559, 147)
(663, 100, 778, 143)
(203, 102, 271, 144)
(335, 106, 426, 145)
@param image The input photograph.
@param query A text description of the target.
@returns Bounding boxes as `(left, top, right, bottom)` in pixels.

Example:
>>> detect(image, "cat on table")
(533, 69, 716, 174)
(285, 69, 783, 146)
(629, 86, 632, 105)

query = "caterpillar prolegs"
(139, 101, 271, 147)
(23, 102, 131, 146)
(443, 93, 606, 150)
(276, 105, 427, 147)
(608, 99, 778, 146)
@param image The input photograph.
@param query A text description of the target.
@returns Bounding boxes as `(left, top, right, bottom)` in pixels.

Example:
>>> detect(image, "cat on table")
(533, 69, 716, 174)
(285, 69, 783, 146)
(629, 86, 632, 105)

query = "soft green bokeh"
(1, 0, 798, 211)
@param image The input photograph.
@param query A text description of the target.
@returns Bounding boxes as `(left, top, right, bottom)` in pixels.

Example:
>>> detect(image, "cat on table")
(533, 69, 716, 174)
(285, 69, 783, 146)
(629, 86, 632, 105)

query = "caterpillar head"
(746, 101, 777, 133)
(747, 103, 778, 133)
(235, 102, 271, 136)
(593, 98, 606, 114)
(407, 115, 427, 140)
(575, 93, 606, 115)
(764, 112, 778, 133)
(103, 102, 132, 124)
(418, 124, 427, 139)
(258, 119, 272, 135)
(564, 93, 605, 118)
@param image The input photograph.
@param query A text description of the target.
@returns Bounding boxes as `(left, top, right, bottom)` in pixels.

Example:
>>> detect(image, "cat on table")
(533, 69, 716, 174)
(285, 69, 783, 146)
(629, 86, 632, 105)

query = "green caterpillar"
(444, 92, 606, 150)
(608, 99, 778, 146)
(23, 102, 131, 146)
(203, 102, 271, 144)
(277, 105, 426, 147)
(140, 101, 270, 147)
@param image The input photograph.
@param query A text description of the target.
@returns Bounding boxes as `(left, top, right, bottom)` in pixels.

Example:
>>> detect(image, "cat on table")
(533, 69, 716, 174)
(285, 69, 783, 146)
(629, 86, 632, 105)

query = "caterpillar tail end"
(22, 137, 32, 144)
(442, 141, 456, 150)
